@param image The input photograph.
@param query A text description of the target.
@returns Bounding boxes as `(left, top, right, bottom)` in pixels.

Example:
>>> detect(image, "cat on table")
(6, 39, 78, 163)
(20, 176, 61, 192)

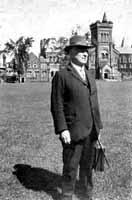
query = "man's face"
(69, 46, 88, 66)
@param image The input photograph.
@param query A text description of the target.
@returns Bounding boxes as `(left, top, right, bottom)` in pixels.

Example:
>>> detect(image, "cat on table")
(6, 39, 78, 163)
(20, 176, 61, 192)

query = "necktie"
(80, 68, 86, 81)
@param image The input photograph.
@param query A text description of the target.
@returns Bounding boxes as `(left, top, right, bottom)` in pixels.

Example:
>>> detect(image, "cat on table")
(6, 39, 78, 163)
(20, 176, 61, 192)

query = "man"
(51, 35, 103, 200)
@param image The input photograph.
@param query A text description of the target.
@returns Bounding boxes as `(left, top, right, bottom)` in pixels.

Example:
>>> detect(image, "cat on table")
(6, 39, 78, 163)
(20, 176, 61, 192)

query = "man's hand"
(61, 130, 71, 144)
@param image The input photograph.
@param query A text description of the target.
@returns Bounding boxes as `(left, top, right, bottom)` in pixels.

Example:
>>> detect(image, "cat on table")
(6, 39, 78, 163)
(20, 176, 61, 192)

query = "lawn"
(0, 81, 132, 200)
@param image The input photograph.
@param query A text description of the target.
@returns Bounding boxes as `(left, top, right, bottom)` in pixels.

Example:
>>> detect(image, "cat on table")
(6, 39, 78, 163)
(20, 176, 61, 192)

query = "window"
(28, 64, 31, 68)
(106, 33, 109, 41)
(102, 53, 105, 59)
(41, 64, 45, 69)
(129, 64, 132, 68)
(33, 64, 37, 68)
(101, 50, 109, 59)
(35, 71, 39, 73)
(101, 33, 103, 42)
(120, 64, 124, 69)
(123, 64, 126, 69)
(129, 57, 132, 63)
(104, 33, 107, 41)
(100, 32, 109, 42)
(54, 57, 58, 63)
(49, 56, 52, 62)
(123, 56, 127, 63)
(105, 53, 108, 59)
(120, 56, 124, 63)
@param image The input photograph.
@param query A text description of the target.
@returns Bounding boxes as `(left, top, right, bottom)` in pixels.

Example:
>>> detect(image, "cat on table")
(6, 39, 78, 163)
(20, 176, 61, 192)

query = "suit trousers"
(61, 125, 97, 198)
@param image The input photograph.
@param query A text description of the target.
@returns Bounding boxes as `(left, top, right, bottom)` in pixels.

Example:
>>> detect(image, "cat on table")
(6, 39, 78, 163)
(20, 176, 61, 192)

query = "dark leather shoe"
(75, 182, 93, 200)
(76, 194, 93, 200)
(85, 184, 93, 200)
(61, 194, 73, 200)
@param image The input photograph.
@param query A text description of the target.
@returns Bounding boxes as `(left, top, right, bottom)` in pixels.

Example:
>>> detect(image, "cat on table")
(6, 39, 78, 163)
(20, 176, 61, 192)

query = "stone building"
(90, 13, 120, 79)
(37, 13, 132, 81)
(26, 52, 40, 80)
(0, 52, 6, 82)
(89, 13, 132, 80)
(40, 38, 66, 81)
(117, 46, 132, 77)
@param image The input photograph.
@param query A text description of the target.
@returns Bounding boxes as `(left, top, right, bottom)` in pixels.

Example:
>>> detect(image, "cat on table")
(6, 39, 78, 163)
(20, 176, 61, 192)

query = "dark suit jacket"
(51, 64, 103, 142)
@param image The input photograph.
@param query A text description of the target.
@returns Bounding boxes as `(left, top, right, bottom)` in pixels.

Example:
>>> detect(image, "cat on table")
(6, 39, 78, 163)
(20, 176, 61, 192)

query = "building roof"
(113, 47, 120, 55)
(116, 46, 132, 54)
(102, 12, 107, 23)
(28, 52, 39, 66)
(29, 52, 39, 61)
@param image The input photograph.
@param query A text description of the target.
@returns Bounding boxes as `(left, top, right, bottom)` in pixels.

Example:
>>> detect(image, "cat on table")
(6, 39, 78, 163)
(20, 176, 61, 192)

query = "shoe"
(85, 184, 93, 200)
(76, 194, 92, 200)
(61, 194, 73, 200)
(75, 181, 93, 200)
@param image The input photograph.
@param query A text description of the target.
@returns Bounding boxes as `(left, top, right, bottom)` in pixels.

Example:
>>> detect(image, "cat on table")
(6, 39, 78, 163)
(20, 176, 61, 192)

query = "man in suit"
(51, 35, 103, 200)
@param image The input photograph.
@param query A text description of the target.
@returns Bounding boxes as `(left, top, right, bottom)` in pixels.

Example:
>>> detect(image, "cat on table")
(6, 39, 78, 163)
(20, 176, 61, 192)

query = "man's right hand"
(61, 130, 71, 144)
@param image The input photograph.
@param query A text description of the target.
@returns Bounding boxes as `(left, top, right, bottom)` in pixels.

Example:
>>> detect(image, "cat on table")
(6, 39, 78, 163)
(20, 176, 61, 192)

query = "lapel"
(85, 69, 96, 95)
(67, 63, 88, 86)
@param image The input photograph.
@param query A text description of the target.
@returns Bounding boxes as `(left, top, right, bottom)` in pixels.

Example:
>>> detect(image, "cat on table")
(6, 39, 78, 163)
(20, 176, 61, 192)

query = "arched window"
(105, 53, 108, 59)
(104, 33, 106, 41)
(101, 33, 103, 42)
(101, 50, 109, 59)
(101, 53, 105, 59)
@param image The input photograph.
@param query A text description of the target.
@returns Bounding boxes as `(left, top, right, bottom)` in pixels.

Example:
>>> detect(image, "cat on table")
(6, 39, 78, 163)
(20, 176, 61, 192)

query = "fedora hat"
(64, 35, 89, 53)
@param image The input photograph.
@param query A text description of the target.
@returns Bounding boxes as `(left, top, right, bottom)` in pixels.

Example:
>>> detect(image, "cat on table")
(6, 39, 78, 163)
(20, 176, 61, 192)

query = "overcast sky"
(0, 0, 132, 54)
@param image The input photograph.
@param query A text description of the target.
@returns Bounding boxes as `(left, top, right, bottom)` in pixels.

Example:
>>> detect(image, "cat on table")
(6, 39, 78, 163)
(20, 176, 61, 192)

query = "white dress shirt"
(71, 62, 86, 81)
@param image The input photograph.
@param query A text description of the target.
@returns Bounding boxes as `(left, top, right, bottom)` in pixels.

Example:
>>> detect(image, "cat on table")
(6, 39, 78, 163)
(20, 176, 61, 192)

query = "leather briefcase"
(93, 145, 105, 172)
(93, 138, 110, 171)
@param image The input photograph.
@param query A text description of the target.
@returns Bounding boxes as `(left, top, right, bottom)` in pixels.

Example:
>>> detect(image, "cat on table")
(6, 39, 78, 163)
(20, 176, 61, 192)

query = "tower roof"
(121, 37, 125, 47)
(102, 12, 107, 23)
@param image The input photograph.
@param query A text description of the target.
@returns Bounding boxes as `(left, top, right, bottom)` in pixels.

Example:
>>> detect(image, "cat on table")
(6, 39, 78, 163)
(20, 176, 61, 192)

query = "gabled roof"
(29, 52, 39, 62)
(116, 46, 132, 54)
(121, 37, 125, 47)
(113, 47, 120, 55)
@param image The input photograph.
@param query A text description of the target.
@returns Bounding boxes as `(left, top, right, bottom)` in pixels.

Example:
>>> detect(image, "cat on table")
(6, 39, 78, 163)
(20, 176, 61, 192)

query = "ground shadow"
(13, 164, 62, 200)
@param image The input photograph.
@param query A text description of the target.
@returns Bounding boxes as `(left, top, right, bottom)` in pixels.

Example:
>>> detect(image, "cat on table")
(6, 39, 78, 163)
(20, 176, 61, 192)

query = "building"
(90, 13, 120, 79)
(40, 38, 65, 81)
(26, 52, 40, 80)
(39, 52, 60, 81)
(26, 13, 132, 82)
(89, 13, 132, 80)
(117, 46, 132, 76)
(38, 13, 132, 81)
(0, 52, 6, 79)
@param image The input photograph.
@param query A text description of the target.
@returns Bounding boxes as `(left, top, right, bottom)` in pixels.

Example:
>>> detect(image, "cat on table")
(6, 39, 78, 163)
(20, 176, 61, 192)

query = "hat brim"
(64, 45, 89, 53)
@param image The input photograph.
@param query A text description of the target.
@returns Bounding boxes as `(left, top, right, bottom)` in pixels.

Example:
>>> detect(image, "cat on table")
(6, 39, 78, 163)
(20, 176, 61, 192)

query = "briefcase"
(93, 145, 105, 172)
(92, 138, 110, 172)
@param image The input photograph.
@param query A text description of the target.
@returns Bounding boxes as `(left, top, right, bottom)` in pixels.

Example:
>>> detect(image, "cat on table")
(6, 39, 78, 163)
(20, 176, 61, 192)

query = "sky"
(0, 0, 132, 55)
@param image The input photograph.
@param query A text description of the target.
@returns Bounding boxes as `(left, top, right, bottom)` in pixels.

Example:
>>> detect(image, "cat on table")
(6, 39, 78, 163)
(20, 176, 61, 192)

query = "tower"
(90, 13, 113, 79)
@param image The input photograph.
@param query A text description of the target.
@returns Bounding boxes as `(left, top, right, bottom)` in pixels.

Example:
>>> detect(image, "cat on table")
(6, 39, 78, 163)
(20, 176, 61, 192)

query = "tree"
(71, 24, 81, 36)
(85, 31, 91, 40)
(4, 36, 34, 78)
(57, 37, 68, 49)
(40, 39, 47, 58)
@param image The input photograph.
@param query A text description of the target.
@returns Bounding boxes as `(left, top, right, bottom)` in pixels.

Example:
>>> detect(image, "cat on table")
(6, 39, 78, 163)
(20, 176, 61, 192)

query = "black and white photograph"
(0, 0, 132, 200)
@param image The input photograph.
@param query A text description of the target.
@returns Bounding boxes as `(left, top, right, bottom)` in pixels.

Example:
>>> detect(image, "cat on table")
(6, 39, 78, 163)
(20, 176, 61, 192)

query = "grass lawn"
(0, 81, 132, 200)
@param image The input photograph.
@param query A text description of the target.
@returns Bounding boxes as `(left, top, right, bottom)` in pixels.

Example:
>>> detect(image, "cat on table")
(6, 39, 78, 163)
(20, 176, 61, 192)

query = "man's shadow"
(13, 164, 62, 200)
